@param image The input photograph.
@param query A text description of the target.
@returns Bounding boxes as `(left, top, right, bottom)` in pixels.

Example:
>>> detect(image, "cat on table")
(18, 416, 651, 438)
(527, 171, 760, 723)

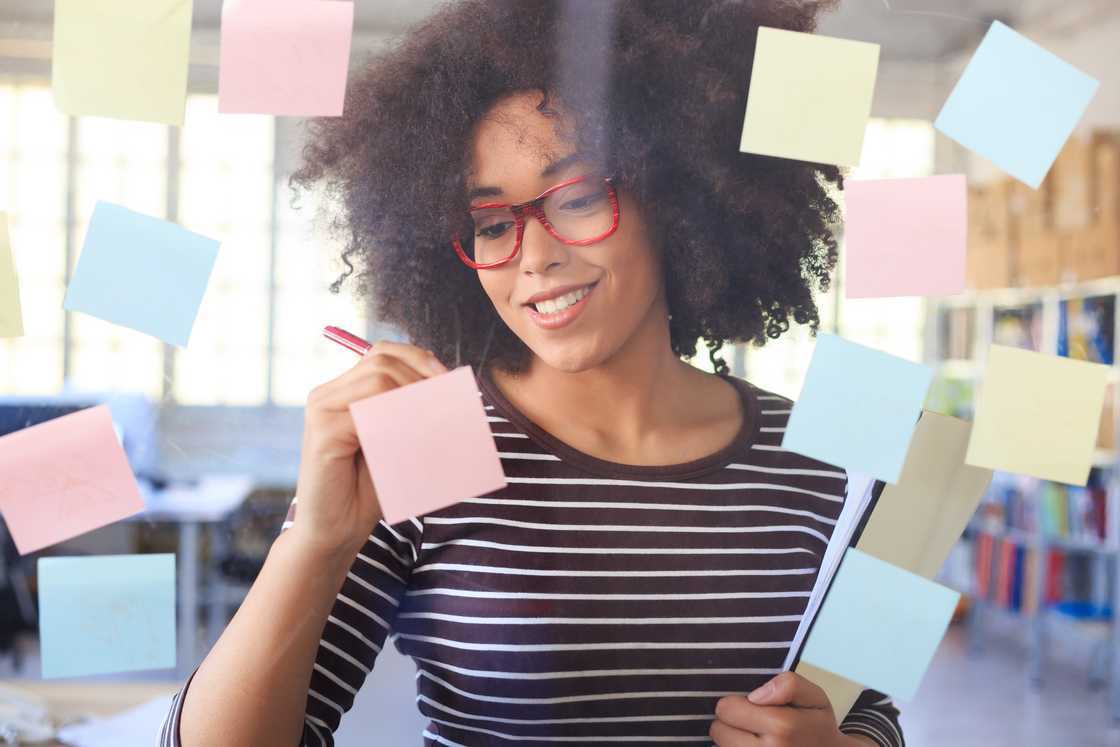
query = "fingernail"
(747, 681, 773, 704)
(428, 355, 448, 375)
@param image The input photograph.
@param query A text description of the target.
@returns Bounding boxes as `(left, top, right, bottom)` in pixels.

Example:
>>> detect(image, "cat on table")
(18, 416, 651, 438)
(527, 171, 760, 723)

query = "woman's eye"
(476, 221, 514, 240)
(559, 192, 605, 212)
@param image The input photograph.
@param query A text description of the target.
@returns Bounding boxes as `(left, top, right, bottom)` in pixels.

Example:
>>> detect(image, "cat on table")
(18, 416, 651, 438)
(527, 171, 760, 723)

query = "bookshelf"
(925, 276, 1120, 722)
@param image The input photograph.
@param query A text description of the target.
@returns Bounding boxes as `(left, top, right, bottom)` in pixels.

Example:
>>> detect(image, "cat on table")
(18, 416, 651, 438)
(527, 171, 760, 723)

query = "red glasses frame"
(452, 174, 621, 270)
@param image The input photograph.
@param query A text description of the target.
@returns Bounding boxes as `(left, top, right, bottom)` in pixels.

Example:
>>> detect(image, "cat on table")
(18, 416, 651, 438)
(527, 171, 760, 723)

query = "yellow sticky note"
(739, 27, 879, 166)
(0, 213, 23, 338)
(52, 0, 192, 125)
(967, 345, 1108, 485)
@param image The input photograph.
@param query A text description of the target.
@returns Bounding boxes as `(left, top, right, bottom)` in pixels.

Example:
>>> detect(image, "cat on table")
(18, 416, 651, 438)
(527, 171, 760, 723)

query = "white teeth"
(534, 285, 592, 315)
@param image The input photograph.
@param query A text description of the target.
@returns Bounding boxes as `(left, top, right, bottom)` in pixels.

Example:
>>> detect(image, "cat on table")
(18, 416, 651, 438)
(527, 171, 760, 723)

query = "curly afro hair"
(292, 0, 843, 375)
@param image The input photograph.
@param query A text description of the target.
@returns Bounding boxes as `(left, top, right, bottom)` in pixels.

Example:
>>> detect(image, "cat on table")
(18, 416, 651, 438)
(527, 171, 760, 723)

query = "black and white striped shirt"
(161, 372, 904, 746)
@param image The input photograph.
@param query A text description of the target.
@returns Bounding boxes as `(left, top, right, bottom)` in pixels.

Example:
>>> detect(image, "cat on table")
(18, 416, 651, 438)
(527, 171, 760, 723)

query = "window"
(0, 81, 371, 407)
(0, 85, 67, 394)
(741, 118, 936, 397)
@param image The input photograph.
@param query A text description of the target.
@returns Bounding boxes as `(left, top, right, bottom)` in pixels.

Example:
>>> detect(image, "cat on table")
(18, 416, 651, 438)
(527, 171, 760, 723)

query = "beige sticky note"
(797, 411, 991, 720)
(859, 412, 993, 577)
(795, 661, 864, 723)
(739, 27, 879, 166)
(0, 213, 23, 338)
(52, 0, 192, 125)
(967, 345, 1108, 485)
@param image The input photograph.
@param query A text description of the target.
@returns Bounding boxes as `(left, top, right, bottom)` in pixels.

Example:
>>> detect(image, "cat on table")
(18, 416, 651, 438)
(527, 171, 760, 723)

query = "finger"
(317, 356, 427, 412)
(365, 340, 449, 377)
(708, 718, 762, 747)
(714, 695, 785, 736)
(747, 671, 831, 709)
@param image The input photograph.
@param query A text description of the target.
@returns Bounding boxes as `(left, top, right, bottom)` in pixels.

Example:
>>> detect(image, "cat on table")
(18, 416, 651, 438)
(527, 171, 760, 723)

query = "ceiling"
(0, 0, 1098, 62)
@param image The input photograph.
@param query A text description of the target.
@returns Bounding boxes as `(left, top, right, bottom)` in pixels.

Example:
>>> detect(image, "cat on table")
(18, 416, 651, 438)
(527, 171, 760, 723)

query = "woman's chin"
(529, 339, 611, 374)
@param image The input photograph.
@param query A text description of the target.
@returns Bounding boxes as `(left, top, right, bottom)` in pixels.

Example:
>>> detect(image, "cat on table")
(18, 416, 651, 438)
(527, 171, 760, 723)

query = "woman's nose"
(518, 216, 568, 275)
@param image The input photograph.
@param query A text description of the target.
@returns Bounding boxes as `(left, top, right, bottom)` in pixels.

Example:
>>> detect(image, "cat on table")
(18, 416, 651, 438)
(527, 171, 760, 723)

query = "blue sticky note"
(38, 554, 176, 678)
(64, 202, 219, 346)
(801, 548, 959, 700)
(782, 334, 932, 483)
(934, 21, 1098, 189)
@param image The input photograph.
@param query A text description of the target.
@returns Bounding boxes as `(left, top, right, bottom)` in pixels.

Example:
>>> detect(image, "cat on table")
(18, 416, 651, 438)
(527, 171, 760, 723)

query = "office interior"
(1, 1, 1119, 745)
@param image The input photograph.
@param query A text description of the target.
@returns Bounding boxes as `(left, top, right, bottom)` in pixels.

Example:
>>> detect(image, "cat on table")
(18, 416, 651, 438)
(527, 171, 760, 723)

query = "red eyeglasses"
(452, 174, 621, 270)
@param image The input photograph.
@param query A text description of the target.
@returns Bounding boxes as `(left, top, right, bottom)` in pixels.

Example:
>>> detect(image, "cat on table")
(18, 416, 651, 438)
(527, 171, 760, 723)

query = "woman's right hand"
(291, 340, 450, 559)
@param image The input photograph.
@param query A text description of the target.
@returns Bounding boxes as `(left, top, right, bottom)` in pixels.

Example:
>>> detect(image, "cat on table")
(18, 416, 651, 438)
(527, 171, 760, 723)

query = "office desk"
(127, 475, 254, 677)
(0, 679, 179, 746)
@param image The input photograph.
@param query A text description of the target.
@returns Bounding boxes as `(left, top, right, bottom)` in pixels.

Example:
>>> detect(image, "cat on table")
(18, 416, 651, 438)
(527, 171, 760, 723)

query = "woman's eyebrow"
(466, 153, 585, 201)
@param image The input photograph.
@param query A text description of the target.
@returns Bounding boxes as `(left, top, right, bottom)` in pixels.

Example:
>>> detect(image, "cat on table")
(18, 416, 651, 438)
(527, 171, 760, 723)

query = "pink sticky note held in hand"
(349, 366, 507, 524)
(218, 0, 354, 116)
(0, 405, 143, 555)
(843, 174, 967, 299)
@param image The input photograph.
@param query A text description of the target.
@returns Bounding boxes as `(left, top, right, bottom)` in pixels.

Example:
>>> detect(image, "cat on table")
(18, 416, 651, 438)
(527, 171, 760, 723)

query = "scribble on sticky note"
(934, 21, 1098, 188)
(844, 175, 967, 299)
(52, 0, 192, 125)
(966, 345, 1108, 485)
(801, 548, 959, 701)
(0, 213, 23, 338)
(38, 554, 176, 678)
(739, 26, 879, 167)
(219, 0, 355, 116)
(350, 366, 507, 525)
(782, 334, 933, 483)
(0, 405, 144, 555)
(63, 202, 219, 347)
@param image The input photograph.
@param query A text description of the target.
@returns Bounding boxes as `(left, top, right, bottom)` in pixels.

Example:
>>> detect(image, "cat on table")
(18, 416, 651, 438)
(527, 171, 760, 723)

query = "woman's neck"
(490, 308, 742, 466)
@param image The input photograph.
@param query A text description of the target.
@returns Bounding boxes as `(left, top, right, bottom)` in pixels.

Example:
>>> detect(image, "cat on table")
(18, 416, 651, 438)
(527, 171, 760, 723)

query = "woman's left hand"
(709, 671, 855, 746)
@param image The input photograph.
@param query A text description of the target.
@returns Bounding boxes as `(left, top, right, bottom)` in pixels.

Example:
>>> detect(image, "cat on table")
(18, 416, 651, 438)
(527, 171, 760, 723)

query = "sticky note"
(64, 202, 219, 347)
(782, 334, 933, 483)
(844, 175, 967, 298)
(219, 0, 355, 116)
(967, 345, 1108, 485)
(38, 554, 176, 678)
(859, 412, 993, 577)
(934, 21, 1098, 188)
(52, 0, 192, 125)
(0, 405, 144, 555)
(350, 366, 507, 524)
(740, 27, 879, 166)
(0, 213, 23, 338)
(797, 412, 993, 722)
(801, 548, 959, 701)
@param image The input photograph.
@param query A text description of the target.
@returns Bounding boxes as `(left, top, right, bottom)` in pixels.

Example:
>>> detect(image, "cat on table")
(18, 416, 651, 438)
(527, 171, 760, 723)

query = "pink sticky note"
(843, 174, 967, 298)
(218, 0, 354, 116)
(349, 366, 507, 524)
(0, 405, 143, 555)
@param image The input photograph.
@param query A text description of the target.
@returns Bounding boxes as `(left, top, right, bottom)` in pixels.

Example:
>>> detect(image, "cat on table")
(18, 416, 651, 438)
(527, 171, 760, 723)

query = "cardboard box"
(1017, 231, 1061, 287)
(1052, 134, 1092, 231)
(1069, 222, 1120, 281)
(967, 182, 1016, 288)
(1009, 178, 1052, 237)
(1093, 132, 1120, 227)
(1098, 383, 1115, 451)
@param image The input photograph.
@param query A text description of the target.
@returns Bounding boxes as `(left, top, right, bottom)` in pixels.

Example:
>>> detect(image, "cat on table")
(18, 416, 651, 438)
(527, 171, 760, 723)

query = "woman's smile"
(522, 280, 599, 330)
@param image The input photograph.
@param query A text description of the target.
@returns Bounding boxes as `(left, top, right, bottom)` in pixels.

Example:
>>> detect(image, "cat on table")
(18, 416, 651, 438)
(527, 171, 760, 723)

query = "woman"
(164, 1, 904, 745)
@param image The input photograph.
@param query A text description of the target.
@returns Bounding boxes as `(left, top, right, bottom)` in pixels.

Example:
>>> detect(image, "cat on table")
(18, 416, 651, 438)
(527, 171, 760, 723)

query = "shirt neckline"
(477, 367, 761, 480)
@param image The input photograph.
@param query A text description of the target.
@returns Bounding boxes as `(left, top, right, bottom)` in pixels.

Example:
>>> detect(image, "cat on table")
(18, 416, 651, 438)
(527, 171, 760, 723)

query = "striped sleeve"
(159, 498, 422, 747)
(839, 688, 905, 747)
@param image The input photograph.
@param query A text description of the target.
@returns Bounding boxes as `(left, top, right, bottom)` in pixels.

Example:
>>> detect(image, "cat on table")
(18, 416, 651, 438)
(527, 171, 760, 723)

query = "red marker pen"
(323, 325, 372, 356)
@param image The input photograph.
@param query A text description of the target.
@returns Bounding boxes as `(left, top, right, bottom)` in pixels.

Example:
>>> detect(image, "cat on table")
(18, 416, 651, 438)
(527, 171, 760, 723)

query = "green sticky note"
(801, 549, 959, 701)
(740, 27, 879, 166)
(52, 0, 192, 124)
(38, 554, 176, 678)
(0, 213, 22, 338)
